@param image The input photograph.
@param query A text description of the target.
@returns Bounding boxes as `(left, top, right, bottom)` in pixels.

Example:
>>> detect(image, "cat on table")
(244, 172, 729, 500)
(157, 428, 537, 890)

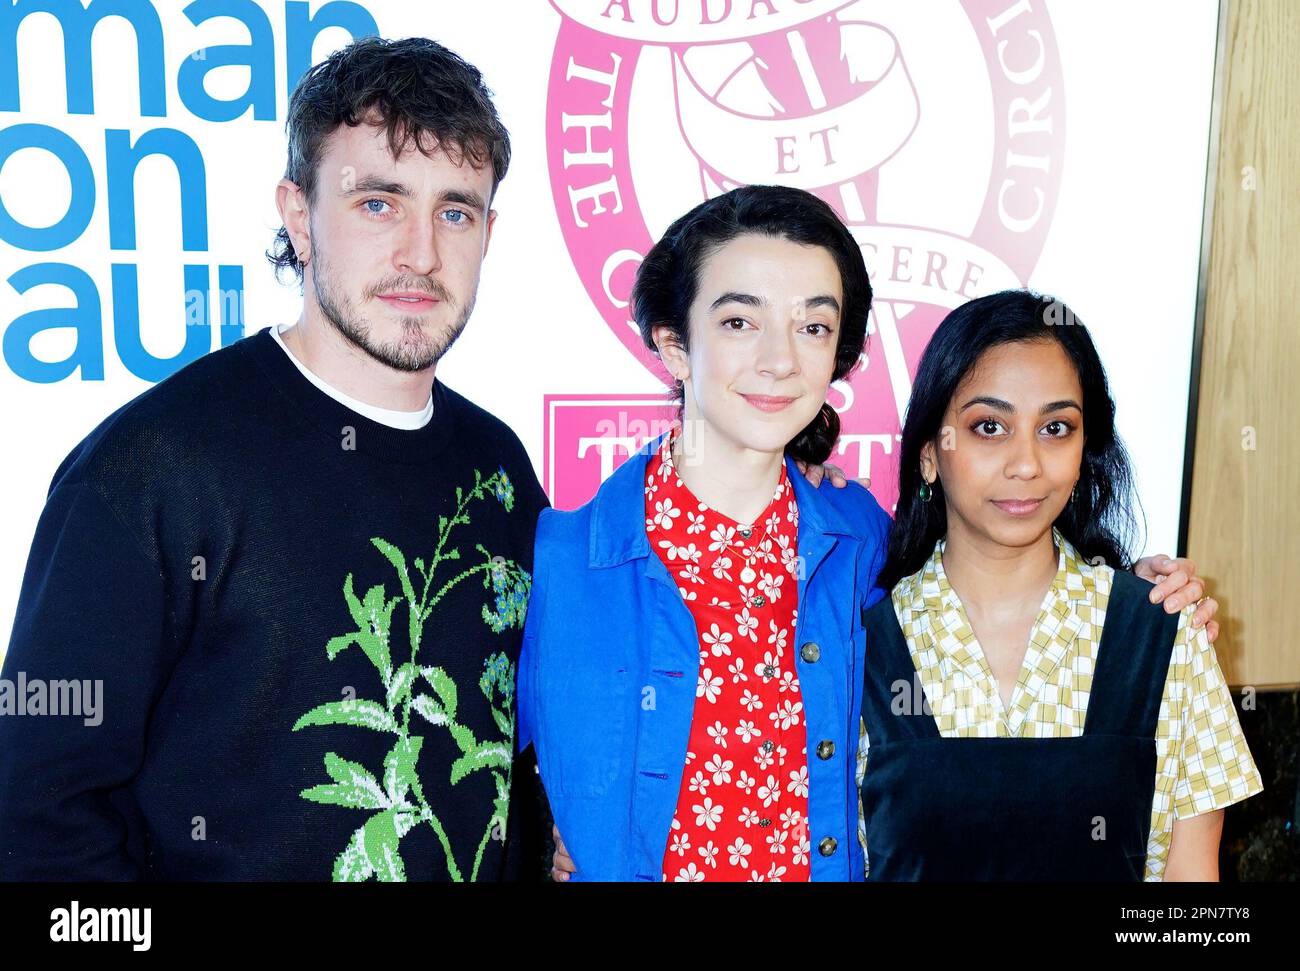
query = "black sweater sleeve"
(0, 480, 175, 880)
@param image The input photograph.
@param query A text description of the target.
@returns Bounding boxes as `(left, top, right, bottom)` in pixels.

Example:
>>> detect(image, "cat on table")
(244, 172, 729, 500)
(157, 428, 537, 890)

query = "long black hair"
(631, 184, 872, 465)
(877, 289, 1141, 591)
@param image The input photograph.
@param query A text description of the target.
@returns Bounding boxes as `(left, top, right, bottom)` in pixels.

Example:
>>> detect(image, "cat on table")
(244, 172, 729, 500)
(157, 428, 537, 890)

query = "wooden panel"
(1187, 0, 1300, 687)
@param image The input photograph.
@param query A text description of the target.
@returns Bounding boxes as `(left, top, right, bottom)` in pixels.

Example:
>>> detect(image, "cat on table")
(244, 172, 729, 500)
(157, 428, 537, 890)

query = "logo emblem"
(547, 0, 1065, 510)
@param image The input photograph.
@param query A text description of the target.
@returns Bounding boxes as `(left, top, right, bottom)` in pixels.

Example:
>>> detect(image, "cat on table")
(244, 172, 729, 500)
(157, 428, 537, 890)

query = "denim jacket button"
(818, 836, 838, 856)
(816, 740, 835, 760)
(800, 641, 820, 663)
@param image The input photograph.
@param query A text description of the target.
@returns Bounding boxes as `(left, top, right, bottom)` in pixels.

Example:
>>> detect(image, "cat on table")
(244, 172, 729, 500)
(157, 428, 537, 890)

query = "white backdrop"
(0, 0, 1221, 649)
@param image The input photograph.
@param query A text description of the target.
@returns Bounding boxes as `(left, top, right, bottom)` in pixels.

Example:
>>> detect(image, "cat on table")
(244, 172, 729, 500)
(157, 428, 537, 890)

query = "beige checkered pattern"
(856, 529, 1263, 880)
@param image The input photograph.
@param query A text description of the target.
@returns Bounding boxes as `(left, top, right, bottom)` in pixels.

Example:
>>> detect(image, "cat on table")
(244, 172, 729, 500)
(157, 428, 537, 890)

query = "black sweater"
(0, 328, 549, 881)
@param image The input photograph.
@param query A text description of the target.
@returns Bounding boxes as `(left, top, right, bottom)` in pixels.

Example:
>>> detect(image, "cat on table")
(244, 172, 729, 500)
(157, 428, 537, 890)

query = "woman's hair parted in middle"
(630, 184, 873, 465)
(876, 288, 1142, 591)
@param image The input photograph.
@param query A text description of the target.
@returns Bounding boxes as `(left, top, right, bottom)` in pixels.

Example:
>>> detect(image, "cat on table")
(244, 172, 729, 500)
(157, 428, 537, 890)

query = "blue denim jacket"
(517, 432, 891, 881)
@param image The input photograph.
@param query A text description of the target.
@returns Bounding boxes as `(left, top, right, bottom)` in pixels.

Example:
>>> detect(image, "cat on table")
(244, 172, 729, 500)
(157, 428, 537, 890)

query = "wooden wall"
(1186, 0, 1300, 687)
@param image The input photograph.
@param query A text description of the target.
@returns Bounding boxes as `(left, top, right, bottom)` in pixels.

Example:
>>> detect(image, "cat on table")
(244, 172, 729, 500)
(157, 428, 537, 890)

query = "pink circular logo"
(547, 0, 1065, 511)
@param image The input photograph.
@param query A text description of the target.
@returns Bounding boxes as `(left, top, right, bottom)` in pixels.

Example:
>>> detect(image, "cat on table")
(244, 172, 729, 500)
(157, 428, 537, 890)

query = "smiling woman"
(517, 184, 893, 883)
(631, 184, 872, 476)
(859, 289, 1263, 882)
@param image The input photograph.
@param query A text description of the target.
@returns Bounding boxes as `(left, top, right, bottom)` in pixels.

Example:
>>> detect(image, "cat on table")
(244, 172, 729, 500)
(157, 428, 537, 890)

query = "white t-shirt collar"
(270, 324, 434, 430)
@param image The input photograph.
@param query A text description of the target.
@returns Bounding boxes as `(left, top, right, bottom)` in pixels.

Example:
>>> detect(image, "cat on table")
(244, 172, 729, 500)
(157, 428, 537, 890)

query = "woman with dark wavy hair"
(517, 184, 894, 881)
(859, 289, 1261, 881)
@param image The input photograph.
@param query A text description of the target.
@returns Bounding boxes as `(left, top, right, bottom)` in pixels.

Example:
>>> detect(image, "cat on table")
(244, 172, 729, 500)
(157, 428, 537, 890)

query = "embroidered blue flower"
(491, 466, 515, 512)
(479, 651, 515, 706)
(482, 558, 530, 634)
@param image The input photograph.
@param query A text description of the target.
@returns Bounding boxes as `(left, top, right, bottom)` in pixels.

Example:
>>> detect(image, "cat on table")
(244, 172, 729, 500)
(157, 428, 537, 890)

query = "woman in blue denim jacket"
(516, 185, 892, 882)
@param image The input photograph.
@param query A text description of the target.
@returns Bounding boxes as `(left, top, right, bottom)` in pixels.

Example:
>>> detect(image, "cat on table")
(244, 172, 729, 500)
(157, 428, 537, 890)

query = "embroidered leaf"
(372, 538, 425, 657)
(411, 693, 448, 727)
(450, 741, 512, 785)
(421, 666, 459, 720)
(323, 752, 374, 785)
(394, 809, 417, 839)
(372, 538, 418, 611)
(306, 468, 534, 882)
(333, 826, 375, 882)
(386, 662, 419, 711)
(363, 807, 407, 882)
(337, 576, 398, 679)
(325, 633, 360, 661)
(342, 573, 366, 629)
(490, 770, 511, 837)
(358, 583, 396, 680)
(332, 809, 412, 882)
(447, 721, 478, 759)
(293, 699, 399, 734)
(298, 752, 390, 810)
(491, 706, 511, 738)
(301, 781, 389, 810)
(383, 735, 424, 804)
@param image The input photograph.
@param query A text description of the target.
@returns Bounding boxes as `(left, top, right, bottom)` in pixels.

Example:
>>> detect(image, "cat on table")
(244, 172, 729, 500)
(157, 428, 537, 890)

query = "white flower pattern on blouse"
(645, 430, 811, 882)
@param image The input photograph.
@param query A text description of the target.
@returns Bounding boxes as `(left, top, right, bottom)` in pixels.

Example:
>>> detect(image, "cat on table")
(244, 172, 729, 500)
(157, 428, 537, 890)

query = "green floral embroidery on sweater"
(292, 467, 530, 881)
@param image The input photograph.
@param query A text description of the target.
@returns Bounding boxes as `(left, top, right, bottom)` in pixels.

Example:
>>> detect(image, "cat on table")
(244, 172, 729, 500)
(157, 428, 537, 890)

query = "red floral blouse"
(644, 430, 811, 882)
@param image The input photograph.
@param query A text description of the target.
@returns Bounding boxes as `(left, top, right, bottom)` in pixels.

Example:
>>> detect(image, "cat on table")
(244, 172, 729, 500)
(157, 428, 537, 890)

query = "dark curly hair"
(630, 184, 872, 465)
(876, 289, 1143, 591)
(269, 36, 511, 283)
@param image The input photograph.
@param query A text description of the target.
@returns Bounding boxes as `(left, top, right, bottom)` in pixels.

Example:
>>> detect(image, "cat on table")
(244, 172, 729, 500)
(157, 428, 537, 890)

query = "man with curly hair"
(0, 37, 550, 881)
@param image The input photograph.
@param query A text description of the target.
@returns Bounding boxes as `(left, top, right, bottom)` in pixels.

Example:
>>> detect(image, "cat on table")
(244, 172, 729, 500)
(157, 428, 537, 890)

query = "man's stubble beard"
(309, 241, 477, 373)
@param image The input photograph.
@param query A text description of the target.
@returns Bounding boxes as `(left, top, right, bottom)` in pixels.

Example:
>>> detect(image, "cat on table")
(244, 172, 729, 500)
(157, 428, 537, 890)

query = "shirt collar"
(588, 427, 857, 569)
(649, 426, 798, 570)
(899, 527, 1099, 616)
(894, 528, 1098, 732)
(588, 431, 665, 569)
(655, 424, 793, 522)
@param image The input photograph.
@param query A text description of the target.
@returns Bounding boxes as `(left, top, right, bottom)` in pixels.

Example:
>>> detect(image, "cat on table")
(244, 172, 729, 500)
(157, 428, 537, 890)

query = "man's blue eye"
(445, 209, 466, 224)
(364, 199, 388, 214)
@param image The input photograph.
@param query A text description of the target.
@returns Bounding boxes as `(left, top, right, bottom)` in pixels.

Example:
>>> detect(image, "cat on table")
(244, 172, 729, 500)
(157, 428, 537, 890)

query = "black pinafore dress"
(860, 569, 1178, 881)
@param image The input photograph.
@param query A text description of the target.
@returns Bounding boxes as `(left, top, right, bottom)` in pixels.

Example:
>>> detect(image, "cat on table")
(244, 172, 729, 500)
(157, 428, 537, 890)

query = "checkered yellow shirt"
(856, 529, 1263, 880)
